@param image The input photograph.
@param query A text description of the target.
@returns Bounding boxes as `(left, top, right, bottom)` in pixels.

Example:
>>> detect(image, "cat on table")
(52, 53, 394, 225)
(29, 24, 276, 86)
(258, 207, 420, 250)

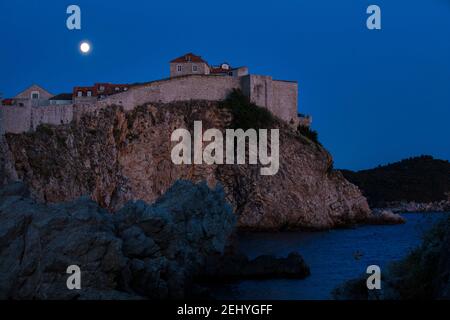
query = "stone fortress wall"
(1, 103, 74, 134)
(1, 74, 299, 134)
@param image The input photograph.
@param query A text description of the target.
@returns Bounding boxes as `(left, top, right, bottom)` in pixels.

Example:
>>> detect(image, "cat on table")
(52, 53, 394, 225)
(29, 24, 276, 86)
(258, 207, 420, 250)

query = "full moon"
(80, 42, 91, 54)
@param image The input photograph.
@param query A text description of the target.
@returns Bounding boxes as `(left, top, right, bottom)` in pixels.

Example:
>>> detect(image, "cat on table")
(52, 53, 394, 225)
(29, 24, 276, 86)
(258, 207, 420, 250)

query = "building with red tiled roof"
(170, 53, 249, 78)
(209, 63, 231, 75)
(73, 83, 130, 102)
(170, 53, 208, 64)
(210, 63, 249, 77)
(1, 84, 54, 107)
(170, 53, 211, 77)
(1, 98, 15, 106)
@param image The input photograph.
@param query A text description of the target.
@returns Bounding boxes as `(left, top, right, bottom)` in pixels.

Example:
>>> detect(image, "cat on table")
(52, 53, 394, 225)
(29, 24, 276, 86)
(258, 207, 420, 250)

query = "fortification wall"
(241, 75, 298, 123)
(0, 105, 32, 134)
(241, 75, 273, 111)
(158, 75, 241, 103)
(30, 104, 74, 129)
(99, 75, 241, 111)
(272, 80, 298, 123)
(1, 74, 299, 134)
(0, 103, 74, 134)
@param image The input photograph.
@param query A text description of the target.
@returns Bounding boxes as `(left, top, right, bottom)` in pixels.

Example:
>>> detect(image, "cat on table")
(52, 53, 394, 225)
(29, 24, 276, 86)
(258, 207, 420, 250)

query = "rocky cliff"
(0, 180, 235, 299)
(2, 94, 373, 229)
(0, 135, 18, 185)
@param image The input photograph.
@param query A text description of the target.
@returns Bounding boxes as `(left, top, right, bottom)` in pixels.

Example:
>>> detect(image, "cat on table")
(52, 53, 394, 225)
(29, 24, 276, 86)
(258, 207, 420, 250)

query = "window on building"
(31, 91, 39, 99)
(124, 87, 128, 91)
(99, 86, 105, 92)
(115, 87, 120, 91)
(87, 91, 92, 97)
(177, 65, 182, 72)
(77, 91, 83, 97)
(192, 65, 198, 72)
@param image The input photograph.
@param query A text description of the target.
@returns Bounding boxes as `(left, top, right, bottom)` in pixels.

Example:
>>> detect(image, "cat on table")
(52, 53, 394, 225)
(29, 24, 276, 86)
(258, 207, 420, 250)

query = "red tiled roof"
(210, 67, 230, 74)
(2, 99, 14, 105)
(72, 83, 130, 97)
(170, 53, 208, 64)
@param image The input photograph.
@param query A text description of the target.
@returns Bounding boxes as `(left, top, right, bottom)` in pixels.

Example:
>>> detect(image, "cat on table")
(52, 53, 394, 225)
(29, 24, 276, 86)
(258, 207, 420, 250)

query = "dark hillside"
(341, 156, 450, 207)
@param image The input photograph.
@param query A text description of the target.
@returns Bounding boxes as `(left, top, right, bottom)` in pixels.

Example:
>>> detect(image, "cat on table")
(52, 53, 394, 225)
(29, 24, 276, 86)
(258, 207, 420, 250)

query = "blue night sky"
(1, 0, 449, 170)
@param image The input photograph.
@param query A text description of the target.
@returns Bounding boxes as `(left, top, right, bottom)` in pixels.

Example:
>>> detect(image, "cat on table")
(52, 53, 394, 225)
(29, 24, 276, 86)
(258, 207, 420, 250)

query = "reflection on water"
(209, 212, 448, 300)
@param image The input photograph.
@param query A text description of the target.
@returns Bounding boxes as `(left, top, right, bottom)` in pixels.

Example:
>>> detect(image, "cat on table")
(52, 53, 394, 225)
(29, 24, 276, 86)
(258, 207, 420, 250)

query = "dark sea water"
(209, 212, 449, 300)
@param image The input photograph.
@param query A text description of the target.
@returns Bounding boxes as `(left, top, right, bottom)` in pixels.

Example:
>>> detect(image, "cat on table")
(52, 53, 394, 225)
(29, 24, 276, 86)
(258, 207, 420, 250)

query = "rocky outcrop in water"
(2, 94, 373, 230)
(368, 209, 405, 224)
(376, 200, 450, 213)
(0, 180, 235, 299)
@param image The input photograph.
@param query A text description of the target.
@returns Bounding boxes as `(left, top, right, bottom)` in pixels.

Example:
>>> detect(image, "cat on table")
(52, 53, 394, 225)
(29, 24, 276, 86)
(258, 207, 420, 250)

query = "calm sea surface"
(209, 212, 449, 300)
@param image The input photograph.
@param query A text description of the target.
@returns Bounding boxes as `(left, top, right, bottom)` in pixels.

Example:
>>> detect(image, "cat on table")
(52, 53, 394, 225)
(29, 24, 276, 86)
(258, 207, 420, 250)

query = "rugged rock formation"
(0, 135, 18, 186)
(2, 96, 372, 229)
(375, 200, 450, 213)
(368, 209, 405, 224)
(0, 180, 235, 299)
